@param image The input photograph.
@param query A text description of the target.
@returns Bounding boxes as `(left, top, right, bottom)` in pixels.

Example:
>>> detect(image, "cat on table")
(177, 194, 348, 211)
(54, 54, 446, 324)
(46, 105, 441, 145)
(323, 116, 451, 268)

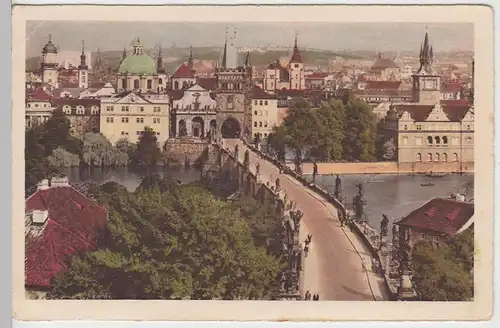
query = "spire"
(122, 47, 127, 61)
(221, 38, 228, 69)
(244, 51, 251, 67)
(290, 33, 303, 64)
(78, 40, 88, 70)
(156, 44, 164, 73)
(416, 28, 435, 74)
(187, 45, 194, 70)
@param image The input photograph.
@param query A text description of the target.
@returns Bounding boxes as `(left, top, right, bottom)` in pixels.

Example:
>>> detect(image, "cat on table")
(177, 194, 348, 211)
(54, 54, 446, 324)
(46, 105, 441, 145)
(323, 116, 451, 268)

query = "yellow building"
(100, 91, 170, 146)
(251, 87, 279, 139)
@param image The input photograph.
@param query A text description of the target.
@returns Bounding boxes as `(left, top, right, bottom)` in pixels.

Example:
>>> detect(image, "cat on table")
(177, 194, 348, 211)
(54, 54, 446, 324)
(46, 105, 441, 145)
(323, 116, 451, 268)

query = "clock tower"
(412, 30, 441, 105)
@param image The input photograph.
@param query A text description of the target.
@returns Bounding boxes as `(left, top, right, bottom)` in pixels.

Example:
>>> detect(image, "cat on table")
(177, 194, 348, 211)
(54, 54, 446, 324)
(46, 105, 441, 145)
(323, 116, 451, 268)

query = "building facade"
(171, 84, 217, 138)
(100, 91, 170, 145)
(251, 87, 279, 139)
(52, 98, 101, 139)
(25, 88, 55, 129)
(40, 35, 59, 89)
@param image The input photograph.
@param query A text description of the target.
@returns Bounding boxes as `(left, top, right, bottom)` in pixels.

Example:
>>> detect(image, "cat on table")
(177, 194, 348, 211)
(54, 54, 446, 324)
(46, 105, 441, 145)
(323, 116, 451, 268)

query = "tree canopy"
(411, 227, 474, 301)
(47, 174, 285, 300)
(133, 127, 163, 168)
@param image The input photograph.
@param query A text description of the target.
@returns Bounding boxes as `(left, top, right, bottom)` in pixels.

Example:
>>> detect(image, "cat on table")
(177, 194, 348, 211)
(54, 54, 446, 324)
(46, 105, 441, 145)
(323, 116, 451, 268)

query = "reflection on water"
(64, 166, 202, 192)
(307, 173, 474, 232)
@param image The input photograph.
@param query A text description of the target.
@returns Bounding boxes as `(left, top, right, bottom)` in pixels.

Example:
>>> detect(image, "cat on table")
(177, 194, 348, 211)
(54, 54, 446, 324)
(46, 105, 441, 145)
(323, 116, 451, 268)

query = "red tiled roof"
(197, 77, 217, 91)
(51, 98, 101, 107)
(306, 72, 329, 79)
(395, 198, 474, 235)
(252, 85, 276, 99)
(290, 45, 303, 63)
(394, 103, 471, 122)
(366, 80, 401, 91)
(440, 99, 471, 107)
(25, 185, 107, 288)
(171, 63, 195, 78)
(441, 82, 462, 92)
(27, 88, 53, 102)
(266, 60, 290, 82)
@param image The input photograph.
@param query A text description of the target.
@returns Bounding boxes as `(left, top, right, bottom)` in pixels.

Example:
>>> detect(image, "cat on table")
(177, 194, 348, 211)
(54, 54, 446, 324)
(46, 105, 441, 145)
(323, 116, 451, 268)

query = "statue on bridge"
(234, 144, 239, 158)
(380, 214, 389, 237)
(392, 224, 399, 246)
(256, 162, 260, 175)
(400, 242, 412, 272)
(334, 174, 343, 202)
(291, 209, 303, 232)
(312, 162, 318, 184)
(275, 178, 281, 192)
(352, 183, 367, 222)
(244, 150, 250, 168)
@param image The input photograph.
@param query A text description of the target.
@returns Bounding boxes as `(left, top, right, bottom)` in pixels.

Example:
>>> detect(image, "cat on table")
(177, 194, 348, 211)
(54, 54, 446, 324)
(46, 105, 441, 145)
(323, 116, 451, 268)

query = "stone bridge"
(203, 138, 390, 301)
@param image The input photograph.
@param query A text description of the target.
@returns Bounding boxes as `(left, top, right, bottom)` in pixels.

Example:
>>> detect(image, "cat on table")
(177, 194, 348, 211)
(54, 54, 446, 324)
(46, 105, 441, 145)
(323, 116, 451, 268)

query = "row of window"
(254, 100, 270, 106)
(218, 82, 243, 90)
(121, 79, 163, 90)
(254, 132, 269, 138)
(254, 110, 269, 116)
(174, 104, 214, 110)
(105, 106, 163, 113)
(415, 153, 459, 162)
(405, 124, 472, 131)
(253, 121, 269, 128)
(106, 117, 162, 123)
(120, 130, 161, 136)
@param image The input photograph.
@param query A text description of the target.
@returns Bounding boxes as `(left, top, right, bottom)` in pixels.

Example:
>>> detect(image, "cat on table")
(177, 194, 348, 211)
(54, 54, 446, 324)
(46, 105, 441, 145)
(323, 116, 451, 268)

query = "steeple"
(78, 40, 88, 70)
(244, 51, 251, 67)
(121, 47, 127, 64)
(416, 28, 436, 74)
(156, 44, 164, 73)
(221, 39, 227, 69)
(132, 37, 144, 55)
(187, 45, 194, 70)
(290, 33, 303, 63)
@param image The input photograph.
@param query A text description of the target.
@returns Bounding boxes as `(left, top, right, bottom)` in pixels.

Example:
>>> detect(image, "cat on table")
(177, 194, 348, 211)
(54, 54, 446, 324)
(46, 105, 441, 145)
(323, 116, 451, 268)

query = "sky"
(26, 21, 473, 57)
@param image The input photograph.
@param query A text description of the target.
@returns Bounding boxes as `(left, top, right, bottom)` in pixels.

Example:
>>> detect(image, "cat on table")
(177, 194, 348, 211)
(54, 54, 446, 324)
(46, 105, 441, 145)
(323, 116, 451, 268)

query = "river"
(304, 173, 474, 233)
(64, 166, 202, 192)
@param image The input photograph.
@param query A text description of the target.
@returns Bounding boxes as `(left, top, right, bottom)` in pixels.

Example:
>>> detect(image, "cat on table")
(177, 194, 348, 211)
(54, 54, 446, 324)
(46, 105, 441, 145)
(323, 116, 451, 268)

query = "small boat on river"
(421, 182, 435, 187)
(425, 171, 447, 178)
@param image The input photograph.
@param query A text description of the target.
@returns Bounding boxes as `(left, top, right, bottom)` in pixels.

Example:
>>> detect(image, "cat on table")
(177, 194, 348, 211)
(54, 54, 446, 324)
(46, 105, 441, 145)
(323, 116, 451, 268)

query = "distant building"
(58, 50, 92, 70)
(251, 86, 278, 139)
(25, 177, 107, 299)
(263, 36, 306, 93)
(394, 197, 474, 249)
(25, 87, 55, 129)
(100, 91, 170, 145)
(370, 53, 401, 80)
(40, 35, 60, 89)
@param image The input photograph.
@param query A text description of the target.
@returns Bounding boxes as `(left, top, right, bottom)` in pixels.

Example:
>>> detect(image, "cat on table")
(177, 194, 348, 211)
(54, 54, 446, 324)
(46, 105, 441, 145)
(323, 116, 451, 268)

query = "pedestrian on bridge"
(305, 290, 311, 300)
(304, 245, 309, 257)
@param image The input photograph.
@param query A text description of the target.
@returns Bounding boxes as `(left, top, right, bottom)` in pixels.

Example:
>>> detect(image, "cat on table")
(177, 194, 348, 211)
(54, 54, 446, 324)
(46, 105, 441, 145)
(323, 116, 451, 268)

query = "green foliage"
(309, 100, 345, 161)
(40, 108, 83, 157)
(342, 99, 377, 162)
(267, 127, 287, 162)
(82, 133, 129, 167)
(382, 138, 397, 161)
(412, 228, 474, 301)
(133, 127, 162, 167)
(48, 175, 284, 300)
(47, 147, 81, 167)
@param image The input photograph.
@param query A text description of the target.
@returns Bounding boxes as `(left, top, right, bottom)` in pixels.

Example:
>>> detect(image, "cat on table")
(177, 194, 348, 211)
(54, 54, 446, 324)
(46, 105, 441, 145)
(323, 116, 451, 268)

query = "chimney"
(455, 194, 466, 202)
(32, 209, 49, 224)
(37, 179, 49, 191)
(50, 176, 70, 187)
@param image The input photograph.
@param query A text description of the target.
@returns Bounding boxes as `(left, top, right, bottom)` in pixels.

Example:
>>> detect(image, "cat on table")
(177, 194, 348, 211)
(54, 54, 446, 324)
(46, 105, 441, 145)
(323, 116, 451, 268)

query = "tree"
(308, 100, 345, 161)
(343, 99, 377, 161)
(412, 228, 474, 301)
(382, 138, 397, 161)
(267, 126, 287, 161)
(82, 133, 129, 167)
(48, 176, 284, 300)
(47, 147, 81, 167)
(40, 108, 83, 157)
(133, 127, 162, 167)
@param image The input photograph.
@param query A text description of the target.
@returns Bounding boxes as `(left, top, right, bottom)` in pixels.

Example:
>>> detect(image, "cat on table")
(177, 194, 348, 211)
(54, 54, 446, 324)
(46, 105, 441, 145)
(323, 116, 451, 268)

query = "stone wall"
(165, 138, 210, 166)
(291, 161, 474, 175)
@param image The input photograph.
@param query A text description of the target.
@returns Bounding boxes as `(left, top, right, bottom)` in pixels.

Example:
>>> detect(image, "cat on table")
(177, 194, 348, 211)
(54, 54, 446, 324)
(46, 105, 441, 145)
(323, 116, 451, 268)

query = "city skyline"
(26, 21, 473, 57)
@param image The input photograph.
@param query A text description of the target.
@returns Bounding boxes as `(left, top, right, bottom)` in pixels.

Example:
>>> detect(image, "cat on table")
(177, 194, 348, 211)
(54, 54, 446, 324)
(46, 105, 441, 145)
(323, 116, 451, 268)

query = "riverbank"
(288, 161, 474, 175)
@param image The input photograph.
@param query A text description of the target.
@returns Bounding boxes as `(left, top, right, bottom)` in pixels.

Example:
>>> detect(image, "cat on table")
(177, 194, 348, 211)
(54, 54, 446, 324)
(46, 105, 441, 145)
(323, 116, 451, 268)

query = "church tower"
(41, 34, 59, 88)
(78, 40, 89, 89)
(411, 30, 441, 105)
(215, 29, 252, 139)
(289, 35, 305, 90)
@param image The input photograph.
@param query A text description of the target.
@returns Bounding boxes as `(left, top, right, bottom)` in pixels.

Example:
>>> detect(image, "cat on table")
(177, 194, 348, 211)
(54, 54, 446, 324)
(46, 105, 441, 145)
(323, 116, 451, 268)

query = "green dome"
(119, 54, 156, 75)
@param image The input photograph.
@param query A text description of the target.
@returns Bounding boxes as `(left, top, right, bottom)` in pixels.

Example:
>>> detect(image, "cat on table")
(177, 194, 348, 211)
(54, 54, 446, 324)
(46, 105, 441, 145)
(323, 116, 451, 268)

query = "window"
(174, 81, 179, 90)
(227, 95, 234, 109)
(254, 111, 258, 115)
(122, 79, 127, 89)
(27, 104, 31, 107)
(442, 153, 448, 162)
(153, 118, 161, 124)
(416, 153, 422, 162)
(136, 117, 144, 123)
(264, 121, 268, 127)
(427, 153, 433, 162)
(435, 153, 440, 162)
(153, 107, 161, 113)
(159, 78, 163, 85)
(404, 125, 408, 130)
(435, 136, 440, 144)
(416, 124, 422, 130)
(121, 106, 129, 112)
(156, 132, 161, 136)
(264, 101, 268, 106)
(140, 106, 144, 112)
(264, 133, 268, 137)
(254, 100, 258, 105)
(106, 106, 113, 112)
(254, 121, 257, 127)
(442, 136, 448, 145)
(259, 100, 263, 106)
(134, 80, 140, 89)
(121, 117, 129, 123)
(466, 136, 473, 144)
(259, 122, 262, 127)
(106, 117, 114, 123)
(467, 125, 471, 130)
(427, 136, 433, 145)
(121, 131, 126, 135)
(294, 64, 299, 68)
(147, 80, 152, 90)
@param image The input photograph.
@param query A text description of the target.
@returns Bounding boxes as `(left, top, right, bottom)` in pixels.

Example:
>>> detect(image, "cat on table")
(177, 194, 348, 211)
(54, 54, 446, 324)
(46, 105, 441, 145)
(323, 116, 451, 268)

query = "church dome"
(42, 35, 58, 54)
(118, 37, 156, 75)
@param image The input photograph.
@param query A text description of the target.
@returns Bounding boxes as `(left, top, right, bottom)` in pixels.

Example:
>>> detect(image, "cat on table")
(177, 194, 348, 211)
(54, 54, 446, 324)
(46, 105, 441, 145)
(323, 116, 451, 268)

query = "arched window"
(182, 81, 187, 89)
(442, 136, 448, 144)
(428, 153, 433, 162)
(264, 121, 268, 127)
(122, 79, 127, 89)
(435, 136, 440, 144)
(442, 153, 448, 162)
(133, 79, 140, 89)
(453, 153, 459, 162)
(416, 153, 422, 162)
(174, 81, 179, 90)
(159, 78, 163, 85)
(435, 153, 440, 162)
(427, 136, 433, 144)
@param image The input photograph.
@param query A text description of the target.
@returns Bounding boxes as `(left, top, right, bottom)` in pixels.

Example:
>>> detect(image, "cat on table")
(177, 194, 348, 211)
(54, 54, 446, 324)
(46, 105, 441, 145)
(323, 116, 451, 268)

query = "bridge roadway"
(225, 139, 379, 301)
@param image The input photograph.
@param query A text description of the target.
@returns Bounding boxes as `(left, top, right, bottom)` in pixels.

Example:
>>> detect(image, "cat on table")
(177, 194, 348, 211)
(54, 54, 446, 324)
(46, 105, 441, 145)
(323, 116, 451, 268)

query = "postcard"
(12, 4, 493, 321)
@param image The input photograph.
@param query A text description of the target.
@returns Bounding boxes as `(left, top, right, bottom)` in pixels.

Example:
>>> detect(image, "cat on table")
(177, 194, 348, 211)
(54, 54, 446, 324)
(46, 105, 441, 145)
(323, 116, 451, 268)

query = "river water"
(64, 166, 202, 192)
(304, 173, 474, 232)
